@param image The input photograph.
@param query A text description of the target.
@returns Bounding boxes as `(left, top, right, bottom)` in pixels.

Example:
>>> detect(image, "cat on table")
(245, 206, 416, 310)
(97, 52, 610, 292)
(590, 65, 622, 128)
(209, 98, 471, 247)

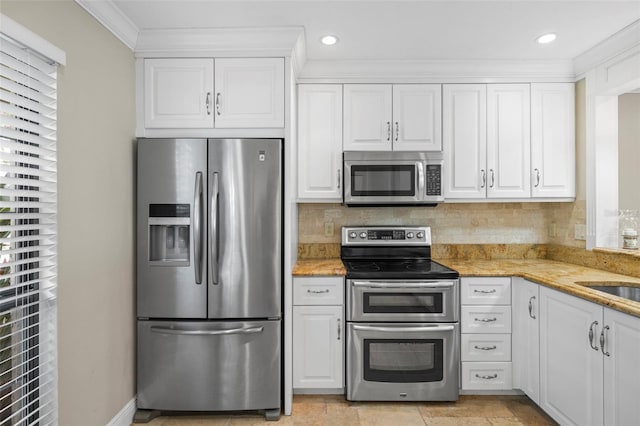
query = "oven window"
(351, 165, 415, 196)
(364, 339, 444, 383)
(364, 293, 443, 314)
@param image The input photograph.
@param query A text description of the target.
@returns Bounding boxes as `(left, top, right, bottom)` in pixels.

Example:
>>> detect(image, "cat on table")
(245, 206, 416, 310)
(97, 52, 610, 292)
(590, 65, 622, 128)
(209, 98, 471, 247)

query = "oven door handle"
(351, 281, 455, 289)
(352, 324, 455, 333)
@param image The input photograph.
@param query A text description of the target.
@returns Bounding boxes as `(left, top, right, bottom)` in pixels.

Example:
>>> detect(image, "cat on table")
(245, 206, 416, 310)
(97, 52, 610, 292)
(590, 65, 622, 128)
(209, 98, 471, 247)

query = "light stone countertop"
(292, 258, 640, 318)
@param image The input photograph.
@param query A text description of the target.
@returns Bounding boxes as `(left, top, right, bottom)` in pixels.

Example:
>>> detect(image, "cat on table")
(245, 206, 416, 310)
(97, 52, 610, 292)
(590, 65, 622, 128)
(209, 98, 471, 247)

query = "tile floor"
(139, 394, 557, 425)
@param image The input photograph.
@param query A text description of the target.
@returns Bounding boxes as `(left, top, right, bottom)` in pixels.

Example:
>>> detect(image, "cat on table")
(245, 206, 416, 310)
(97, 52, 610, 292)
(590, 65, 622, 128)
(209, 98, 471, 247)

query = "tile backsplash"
(299, 203, 551, 244)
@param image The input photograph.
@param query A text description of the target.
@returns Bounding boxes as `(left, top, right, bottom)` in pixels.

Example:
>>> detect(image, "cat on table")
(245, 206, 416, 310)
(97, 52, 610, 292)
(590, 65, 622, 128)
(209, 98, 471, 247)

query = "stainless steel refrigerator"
(136, 138, 282, 420)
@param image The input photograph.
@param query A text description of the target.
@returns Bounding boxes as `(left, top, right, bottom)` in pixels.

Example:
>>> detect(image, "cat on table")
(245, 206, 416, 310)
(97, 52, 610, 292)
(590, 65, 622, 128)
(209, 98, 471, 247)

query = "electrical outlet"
(324, 222, 334, 237)
(574, 224, 586, 241)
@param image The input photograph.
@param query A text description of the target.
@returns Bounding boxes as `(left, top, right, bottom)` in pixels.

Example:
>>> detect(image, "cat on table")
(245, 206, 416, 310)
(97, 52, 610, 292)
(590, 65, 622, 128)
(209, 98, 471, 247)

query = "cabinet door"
(443, 84, 487, 199)
(511, 278, 540, 404)
(343, 84, 393, 151)
(531, 83, 575, 198)
(392, 84, 442, 151)
(144, 58, 214, 129)
(487, 84, 531, 198)
(539, 287, 603, 426)
(603, 307, 640, 426)
(297, 85, 343, 201)
(214, 58, 284, 128)
(293, 305, 344, 389)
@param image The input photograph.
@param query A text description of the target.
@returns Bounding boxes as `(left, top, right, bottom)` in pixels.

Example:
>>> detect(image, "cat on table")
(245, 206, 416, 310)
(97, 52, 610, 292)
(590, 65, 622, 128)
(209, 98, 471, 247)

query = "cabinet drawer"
(461, 277, 511, 305)
(461, 362, 513, 390)
(461, 305, 511, 333)
(461, 333, 511, 362)
(293, 277, 344, 305)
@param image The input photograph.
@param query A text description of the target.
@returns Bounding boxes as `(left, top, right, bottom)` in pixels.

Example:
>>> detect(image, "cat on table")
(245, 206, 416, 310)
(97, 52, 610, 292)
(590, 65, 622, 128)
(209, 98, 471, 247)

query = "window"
(0, 16, 64, 425)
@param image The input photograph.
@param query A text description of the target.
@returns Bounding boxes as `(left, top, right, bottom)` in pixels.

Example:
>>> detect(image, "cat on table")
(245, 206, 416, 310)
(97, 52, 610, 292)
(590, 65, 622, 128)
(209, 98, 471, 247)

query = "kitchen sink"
(576, 282, 640, 303)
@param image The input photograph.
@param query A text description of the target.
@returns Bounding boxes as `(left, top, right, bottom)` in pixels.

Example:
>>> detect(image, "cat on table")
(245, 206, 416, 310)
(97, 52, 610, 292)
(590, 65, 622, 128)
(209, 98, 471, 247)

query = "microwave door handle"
(417, 162, 425, 198)
(351, 281, 454, 289)
(210, 172, 219, 285)
(193, 171, 203, 284)
(353, 324, 455, 333)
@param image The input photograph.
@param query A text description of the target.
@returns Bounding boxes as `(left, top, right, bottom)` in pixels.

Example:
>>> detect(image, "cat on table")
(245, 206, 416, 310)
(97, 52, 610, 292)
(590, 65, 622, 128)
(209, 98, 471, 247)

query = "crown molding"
(134, 27, 305, 59)
(297, 59, 575, 83)
(75, 0, 138, 50)
(574, 19, 640, 78)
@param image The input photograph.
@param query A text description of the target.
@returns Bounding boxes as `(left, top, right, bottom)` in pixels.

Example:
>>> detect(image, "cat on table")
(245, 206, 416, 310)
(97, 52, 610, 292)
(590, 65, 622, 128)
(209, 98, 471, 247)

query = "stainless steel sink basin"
(576, 282, 640, 303)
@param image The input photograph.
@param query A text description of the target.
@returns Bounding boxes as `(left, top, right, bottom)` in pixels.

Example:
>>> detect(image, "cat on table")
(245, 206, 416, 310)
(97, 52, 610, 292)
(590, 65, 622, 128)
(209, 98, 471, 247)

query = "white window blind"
(0, 30, 59, 425)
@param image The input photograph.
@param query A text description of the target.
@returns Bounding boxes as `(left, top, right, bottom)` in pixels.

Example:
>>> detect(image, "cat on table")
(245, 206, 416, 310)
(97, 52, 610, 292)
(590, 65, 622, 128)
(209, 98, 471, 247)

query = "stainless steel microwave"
(343, 151, 444, 206)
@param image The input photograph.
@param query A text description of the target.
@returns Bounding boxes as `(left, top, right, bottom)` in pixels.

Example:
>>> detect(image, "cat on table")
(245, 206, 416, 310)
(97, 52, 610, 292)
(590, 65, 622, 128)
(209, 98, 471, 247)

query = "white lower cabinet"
(602, 307, 640, 426)
(460, 277, 512, 391)
(539, 286, 603, 425)
(512, 277, 540, 404)
(292, 277, 344, 391)
(538, 285, 640, 426)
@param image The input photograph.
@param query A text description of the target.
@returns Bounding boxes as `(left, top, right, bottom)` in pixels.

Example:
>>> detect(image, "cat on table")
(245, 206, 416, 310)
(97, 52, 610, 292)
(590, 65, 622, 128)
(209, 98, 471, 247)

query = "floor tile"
(424, 418, 491, 426)
(356, 404, 426, 426)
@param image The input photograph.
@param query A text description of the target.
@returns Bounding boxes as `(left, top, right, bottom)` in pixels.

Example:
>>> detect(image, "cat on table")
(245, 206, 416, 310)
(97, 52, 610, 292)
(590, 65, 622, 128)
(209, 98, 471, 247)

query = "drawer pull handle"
(473, 289, 497, 294)
(475, 373, 498, 380)
(474, 345, 497, 351)
(307, 289, 330, 294)
(474, 317, 498, 323)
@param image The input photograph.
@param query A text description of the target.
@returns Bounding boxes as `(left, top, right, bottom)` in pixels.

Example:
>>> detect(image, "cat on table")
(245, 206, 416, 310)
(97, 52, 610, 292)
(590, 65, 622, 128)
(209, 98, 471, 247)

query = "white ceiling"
(109, 0, 640, 61)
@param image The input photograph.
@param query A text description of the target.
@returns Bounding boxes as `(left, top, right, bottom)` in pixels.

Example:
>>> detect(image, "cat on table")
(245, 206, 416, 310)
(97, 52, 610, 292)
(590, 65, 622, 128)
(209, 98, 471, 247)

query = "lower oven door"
(346, 322, 459, 401)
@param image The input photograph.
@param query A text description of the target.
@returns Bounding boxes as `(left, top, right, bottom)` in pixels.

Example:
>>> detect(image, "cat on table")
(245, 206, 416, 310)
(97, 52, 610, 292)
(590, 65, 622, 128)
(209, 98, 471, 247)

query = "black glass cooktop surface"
(343, 259, 459, 280)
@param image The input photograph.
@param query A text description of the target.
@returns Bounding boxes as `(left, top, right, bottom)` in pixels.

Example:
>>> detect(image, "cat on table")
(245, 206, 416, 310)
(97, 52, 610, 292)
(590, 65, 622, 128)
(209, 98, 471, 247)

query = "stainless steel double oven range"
(342, 226, 460, 401)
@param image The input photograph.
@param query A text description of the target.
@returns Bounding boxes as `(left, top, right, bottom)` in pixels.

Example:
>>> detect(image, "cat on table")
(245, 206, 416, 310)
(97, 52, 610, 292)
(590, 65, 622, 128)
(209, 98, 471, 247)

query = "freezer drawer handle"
(150, 326, 264, 336)
(351, 281, 454, 289)
(352, 324, 454, 333)
(307, 289, 330, 294)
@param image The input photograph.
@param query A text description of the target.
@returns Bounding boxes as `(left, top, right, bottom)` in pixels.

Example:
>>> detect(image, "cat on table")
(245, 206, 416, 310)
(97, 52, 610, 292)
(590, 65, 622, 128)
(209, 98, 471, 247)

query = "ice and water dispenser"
(148, 204, 190, 265)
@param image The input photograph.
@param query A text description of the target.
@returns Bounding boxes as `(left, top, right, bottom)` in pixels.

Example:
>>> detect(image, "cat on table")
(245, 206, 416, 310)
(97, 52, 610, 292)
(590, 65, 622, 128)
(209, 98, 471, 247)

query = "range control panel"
(342, 226, 431, 246)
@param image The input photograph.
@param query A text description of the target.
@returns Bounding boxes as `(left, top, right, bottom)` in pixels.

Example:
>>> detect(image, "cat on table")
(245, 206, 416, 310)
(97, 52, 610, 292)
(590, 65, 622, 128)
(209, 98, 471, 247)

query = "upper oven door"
(344, 160, 423, 204)
(347, 280, 459, 322)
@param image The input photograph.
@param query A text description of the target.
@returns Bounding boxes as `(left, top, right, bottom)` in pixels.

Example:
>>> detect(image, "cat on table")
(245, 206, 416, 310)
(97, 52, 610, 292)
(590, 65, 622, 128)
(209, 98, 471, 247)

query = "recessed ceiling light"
(320, 35, 339, 46)
(536, 33, 557, 44)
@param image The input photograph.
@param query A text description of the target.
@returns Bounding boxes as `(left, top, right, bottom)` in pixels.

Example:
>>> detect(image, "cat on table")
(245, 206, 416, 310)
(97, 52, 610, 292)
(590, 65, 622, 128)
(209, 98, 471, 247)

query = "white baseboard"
(107, 397, 136, 426)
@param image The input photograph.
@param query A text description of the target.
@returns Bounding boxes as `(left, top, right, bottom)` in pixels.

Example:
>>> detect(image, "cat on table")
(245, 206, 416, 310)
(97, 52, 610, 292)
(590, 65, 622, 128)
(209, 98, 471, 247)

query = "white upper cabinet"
(487, 84, 531, 198)
(297, 84, 343, 201)
(343, 85, 393, 151)
(144, 58, 284, 129)
(443, 84, 487, 199)
(214, 58, 284, 128)
(343, 84, 442, 151)
(392, 85, 442, 151)
(531, 83, 575, 198)
(144, 58, 214, 129)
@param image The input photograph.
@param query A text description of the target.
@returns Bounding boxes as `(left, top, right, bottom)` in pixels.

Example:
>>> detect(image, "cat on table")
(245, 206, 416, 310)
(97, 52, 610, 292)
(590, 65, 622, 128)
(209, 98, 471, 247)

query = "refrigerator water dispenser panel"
(148, 204, 190, 265)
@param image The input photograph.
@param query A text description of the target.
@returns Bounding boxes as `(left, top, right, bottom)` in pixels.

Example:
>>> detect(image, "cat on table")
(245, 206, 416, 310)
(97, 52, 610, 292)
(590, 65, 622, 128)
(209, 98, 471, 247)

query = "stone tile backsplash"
(298, 203, 550, 244)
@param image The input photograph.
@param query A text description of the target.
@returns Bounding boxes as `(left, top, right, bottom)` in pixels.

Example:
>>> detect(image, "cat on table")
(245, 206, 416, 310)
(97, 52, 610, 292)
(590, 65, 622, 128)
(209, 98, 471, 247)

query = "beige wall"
(618, 93, 640, 211)
(2, 2, 136, 425)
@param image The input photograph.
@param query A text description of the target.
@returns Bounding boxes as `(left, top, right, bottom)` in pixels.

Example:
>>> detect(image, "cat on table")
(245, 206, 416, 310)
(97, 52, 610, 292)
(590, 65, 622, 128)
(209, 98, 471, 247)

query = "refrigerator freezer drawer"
(137, 319, 281, 412)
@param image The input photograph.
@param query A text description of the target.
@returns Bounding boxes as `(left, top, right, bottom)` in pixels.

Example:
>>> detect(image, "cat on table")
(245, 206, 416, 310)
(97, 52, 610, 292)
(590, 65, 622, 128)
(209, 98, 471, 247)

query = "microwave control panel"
(425, 164, 442, 196)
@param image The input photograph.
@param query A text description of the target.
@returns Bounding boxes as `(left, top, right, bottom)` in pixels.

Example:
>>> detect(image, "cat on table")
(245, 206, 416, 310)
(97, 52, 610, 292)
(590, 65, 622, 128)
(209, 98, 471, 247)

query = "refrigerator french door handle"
(210, 172, 219, 285)
(194, 171, 203, 284)
(150, 326, 264, 336)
